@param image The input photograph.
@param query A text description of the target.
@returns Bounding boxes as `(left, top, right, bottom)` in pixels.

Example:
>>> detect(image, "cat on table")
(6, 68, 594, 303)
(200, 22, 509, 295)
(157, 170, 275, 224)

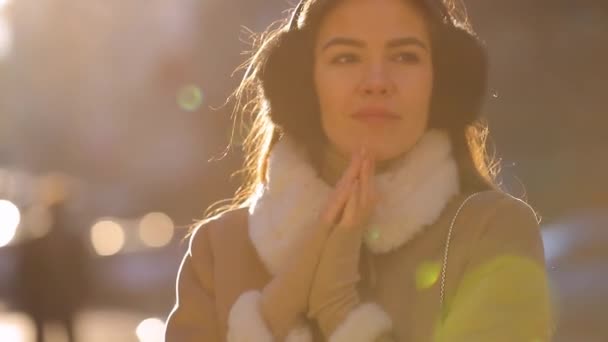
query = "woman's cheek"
(404, 70, 432, 95)
(325, 73, 354, 99)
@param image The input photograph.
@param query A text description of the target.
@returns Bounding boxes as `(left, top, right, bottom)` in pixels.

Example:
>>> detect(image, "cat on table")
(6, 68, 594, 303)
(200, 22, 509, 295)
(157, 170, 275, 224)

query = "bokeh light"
(90, 220, 125, 256)
(23, 204, 53, 239)
(0, 199, 21, 247)
(138, 212, 174, 248)
(415, 260, 441, 290)
(0, 323, 21, 342)
(0, 5, 12, 59)
(366, 227, 381, 243)
(135, 317, 165, 342)
(0, 312, 33, 342)
(0, 0, 10, 10)
(176, 84, 203, 112)
(36, 172, 70, 206)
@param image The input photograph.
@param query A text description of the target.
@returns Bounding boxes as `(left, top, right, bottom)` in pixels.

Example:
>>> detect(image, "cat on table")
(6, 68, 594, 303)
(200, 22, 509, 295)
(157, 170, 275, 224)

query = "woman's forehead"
(315, 0, 430, 48)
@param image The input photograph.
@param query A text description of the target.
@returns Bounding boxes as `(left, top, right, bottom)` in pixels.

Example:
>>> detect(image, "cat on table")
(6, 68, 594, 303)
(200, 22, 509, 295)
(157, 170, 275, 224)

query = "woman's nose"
(361, 64, 393, 96)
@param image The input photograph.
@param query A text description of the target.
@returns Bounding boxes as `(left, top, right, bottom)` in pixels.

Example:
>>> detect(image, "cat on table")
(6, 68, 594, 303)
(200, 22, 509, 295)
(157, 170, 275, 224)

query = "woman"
(165, 0, 553, 341)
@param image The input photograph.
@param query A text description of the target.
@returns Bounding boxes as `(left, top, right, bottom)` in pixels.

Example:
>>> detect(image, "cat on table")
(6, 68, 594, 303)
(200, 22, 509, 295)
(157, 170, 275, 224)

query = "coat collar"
(248, 129, 460, 275)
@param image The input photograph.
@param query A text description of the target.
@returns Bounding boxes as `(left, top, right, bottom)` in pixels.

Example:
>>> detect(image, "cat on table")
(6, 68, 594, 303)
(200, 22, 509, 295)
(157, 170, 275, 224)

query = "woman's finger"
(320, 150, 363, 224)
(359, 155, 377, 225)
(321, 179, 353, 224)
(359, 154, 370, 208)
(368, 157, 378, 205)
(343, 149, 364, 186)
(337, 179, 359, 231)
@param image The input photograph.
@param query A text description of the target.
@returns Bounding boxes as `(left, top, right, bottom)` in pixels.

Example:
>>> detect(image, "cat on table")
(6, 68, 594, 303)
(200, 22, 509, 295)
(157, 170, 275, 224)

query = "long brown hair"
(193, 0, 500, 231)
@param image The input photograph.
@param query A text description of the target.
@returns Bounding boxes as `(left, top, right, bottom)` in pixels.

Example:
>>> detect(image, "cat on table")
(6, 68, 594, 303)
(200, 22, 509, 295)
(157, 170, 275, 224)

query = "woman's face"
(313, 0, 433, 161)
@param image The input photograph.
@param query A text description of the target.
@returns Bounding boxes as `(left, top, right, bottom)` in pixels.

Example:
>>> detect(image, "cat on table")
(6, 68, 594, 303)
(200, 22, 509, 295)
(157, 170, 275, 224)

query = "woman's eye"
(394, 52, 420, 64)
(330, 53, 359, 64)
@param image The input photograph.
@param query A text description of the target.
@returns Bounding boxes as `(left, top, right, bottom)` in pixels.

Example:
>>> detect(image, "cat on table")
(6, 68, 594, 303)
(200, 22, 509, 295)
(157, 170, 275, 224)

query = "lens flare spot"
(415, 260, 441, 290)
(177, 84, 203, 112)
(366, 227, 380, 242)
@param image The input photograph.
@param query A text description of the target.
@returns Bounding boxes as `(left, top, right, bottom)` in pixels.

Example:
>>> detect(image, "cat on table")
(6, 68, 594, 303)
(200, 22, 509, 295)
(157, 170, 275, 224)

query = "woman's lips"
(351, 109, 401, 123)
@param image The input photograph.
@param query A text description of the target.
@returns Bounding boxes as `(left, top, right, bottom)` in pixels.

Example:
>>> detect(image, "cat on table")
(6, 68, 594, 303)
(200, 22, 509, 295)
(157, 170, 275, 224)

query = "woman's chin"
(368, 144, 409, 162)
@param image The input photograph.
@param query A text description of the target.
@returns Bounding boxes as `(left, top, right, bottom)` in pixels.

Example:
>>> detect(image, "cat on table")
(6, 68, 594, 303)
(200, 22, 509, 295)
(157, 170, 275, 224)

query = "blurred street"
(0, 0, 607, 341)
(0, 308, 164, 342)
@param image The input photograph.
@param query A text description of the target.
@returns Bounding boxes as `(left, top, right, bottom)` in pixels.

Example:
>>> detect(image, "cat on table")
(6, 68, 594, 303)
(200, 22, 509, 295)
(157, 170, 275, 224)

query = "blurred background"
(0, 0, 606, 341)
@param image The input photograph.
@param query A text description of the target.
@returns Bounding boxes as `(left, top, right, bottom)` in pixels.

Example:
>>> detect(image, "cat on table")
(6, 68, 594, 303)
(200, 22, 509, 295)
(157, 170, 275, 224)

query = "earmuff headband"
(288, 0, 452, 32)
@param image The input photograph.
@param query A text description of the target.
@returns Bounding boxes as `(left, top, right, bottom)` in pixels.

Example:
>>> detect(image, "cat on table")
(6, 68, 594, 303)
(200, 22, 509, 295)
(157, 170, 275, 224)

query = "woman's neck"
(318, 144, 398, 187)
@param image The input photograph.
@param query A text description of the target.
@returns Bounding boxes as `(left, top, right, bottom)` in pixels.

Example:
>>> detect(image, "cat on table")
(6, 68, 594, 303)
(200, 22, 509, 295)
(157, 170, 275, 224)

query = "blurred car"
(542, 208, 608, 341)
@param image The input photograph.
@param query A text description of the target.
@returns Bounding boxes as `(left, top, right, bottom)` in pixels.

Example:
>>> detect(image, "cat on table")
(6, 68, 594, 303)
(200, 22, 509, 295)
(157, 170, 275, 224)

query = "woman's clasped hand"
(260, 146, 380, 338)
(309, 146, 381, 336)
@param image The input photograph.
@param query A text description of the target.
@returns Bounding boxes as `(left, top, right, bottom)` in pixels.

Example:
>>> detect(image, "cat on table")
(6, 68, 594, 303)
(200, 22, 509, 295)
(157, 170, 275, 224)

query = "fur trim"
(248, 129, 460, 275)
(328, 302, 393, 342)
(370, 131, 460, 253)
(285, 322, 314, 342)
(227, 291, 273, 342)
(227, 290, 313, 342)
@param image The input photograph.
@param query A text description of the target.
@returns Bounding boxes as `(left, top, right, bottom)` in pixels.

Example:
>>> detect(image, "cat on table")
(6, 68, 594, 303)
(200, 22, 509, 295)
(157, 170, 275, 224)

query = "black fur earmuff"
(259, 25, 321, 142)
(429, 23, 488, 129)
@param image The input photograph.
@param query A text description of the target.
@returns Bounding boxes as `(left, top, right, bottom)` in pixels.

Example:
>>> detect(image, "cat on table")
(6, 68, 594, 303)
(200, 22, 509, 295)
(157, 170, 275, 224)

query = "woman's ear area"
(256, 27, 321, 141)
(428, 26, 488, 129)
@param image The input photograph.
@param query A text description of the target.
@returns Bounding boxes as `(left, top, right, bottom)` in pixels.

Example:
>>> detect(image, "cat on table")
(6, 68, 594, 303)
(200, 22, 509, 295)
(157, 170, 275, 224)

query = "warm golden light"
(90, 220, 125, 256)
(433, 255, 554, 341)
(138, 212, 174, 248)
(0, 199, 20, 248)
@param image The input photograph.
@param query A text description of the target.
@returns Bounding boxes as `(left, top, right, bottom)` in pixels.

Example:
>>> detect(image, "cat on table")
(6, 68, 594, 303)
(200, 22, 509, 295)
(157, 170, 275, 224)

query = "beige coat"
(165, 190, 553, 341)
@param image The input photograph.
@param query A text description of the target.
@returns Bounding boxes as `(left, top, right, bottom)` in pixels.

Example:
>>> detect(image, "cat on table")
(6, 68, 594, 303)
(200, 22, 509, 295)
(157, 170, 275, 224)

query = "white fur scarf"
(248, 129, 460, 276)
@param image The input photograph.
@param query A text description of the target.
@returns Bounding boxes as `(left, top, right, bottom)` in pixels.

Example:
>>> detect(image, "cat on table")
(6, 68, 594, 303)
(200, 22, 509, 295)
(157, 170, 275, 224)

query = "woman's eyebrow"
(321, 36, 429, 51)
(386, 37, 428, 51)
